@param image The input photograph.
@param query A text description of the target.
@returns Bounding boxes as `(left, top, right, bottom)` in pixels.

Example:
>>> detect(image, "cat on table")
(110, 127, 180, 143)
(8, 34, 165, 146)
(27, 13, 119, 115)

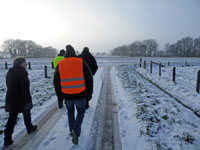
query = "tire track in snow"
(9, 103, 65, 150)
(92, 67, 122, 150)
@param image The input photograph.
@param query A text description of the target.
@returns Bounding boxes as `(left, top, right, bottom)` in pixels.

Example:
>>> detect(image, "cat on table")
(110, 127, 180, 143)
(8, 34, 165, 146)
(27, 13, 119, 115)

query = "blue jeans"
(65, 98, 86, 137)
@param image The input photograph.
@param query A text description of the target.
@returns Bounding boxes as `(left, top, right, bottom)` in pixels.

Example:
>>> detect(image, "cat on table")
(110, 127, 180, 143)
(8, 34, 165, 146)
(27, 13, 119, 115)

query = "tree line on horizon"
(0, 39, 57, 58)
(0, 39, 107, 58)
(1, 36, 200, 58)
(110, 36, 200, 57)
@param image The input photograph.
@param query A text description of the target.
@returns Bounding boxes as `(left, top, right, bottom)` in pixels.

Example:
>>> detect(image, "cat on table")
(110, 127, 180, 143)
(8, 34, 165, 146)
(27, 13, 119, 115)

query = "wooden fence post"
(168, 62, 170, 66)
(45, 65, 48, 78)
(185, 60, 187, 66)
(28, 62, 31, 69)
(144, 60, 146, 69)
(173, 67, 176, 82)
(150, 61, 152, 73)
(5, 62, 8, 69)
(140, 58, 142, 68)
(159, 63, 161, 76)
(196, 70, 200, 93)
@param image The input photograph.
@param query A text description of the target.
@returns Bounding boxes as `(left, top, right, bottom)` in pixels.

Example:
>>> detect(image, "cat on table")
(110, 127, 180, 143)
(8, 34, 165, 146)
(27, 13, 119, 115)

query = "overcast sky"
(0, 0, 199, 52)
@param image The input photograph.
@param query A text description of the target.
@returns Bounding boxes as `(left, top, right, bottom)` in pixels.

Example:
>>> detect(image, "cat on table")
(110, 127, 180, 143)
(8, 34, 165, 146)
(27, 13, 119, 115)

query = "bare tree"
(194, 37, 200, 56)
(143, 39, 158, 56)
(2, 39, 57, 58)
(2, 39, 16, 58)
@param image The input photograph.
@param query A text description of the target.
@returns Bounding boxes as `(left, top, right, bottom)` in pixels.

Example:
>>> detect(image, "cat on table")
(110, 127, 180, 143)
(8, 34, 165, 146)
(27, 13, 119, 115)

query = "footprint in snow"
(69, 144, 83, 150)
(42, 136, 56, 147)
(66, 133, 72, 140)
(121, 130, 127, 137)
(0, 145, 14, 150)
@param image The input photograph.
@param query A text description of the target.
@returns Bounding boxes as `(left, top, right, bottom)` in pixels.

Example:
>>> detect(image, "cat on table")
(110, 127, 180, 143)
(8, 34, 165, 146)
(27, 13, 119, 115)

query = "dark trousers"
(4, 110, 33, 141)
(65, 98, 86, 137)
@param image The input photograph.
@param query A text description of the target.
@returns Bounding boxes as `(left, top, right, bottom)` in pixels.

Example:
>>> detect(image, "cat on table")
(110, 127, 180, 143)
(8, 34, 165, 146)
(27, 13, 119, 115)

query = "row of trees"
(1, 39, 57, 58)
(110, 36, 200, 57)
(164, 36, 200, 57)
(111, 39, 158, 57)
(1, 36, 200, 58)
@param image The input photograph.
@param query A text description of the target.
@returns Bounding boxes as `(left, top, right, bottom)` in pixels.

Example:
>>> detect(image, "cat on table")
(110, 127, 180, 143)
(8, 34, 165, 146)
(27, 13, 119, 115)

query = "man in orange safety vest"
(53, 45, 93, 145)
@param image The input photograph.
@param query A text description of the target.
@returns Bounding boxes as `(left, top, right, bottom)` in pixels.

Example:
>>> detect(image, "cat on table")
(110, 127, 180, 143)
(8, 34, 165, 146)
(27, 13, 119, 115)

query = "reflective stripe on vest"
(58, 57, 86, 94)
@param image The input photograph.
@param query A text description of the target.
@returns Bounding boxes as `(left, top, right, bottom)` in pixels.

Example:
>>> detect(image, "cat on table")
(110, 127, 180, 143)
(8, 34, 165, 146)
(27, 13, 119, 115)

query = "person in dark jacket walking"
(54, 45, 93, 145)
(4, 56, 37, 147)
(79, 47, 98, 75)
(53, 49, 65, 108)
(78, 47, 98, 109)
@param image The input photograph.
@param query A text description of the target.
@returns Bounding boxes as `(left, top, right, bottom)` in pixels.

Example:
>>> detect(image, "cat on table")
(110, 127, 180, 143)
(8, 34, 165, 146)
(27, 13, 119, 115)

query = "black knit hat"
(82, 47, 89, 53)
(65, 45, 76, 57)
(59, 49, 65, 56)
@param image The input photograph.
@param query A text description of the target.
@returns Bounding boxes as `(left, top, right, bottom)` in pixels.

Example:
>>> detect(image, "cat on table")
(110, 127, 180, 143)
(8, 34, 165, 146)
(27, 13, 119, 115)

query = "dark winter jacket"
(78, 51, 98, 75)
(53, 55, 93, 101)
(5, 66, 32, 113)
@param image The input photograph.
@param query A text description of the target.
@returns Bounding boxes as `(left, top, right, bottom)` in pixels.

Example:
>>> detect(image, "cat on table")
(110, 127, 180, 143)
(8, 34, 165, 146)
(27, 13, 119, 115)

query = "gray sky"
(0, 0, 199, 52)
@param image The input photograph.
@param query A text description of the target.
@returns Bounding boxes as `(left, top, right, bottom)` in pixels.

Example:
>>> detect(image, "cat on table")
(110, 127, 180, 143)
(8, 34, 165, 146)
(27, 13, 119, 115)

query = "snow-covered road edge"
(111, 66, 147, 150)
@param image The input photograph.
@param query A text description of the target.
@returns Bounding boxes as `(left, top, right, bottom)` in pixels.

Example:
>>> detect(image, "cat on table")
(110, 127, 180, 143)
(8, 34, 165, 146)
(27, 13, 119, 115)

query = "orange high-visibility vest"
(58, 57, 86, 94)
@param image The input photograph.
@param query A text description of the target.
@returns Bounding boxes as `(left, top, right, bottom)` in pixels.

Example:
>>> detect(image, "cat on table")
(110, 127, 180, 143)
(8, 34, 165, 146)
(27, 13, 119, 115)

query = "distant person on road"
(79, 47, 98, 109)
(4, 56, 37, 147)
(54, 45, 93, 145)
(53, 49, 65, 108)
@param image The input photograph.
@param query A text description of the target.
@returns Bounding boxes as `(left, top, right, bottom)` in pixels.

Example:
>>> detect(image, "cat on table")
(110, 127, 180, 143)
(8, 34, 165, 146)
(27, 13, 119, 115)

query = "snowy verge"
(111, 66, 147, 150)
(136, 66, 200, 115)
(117, 65, 200, 150)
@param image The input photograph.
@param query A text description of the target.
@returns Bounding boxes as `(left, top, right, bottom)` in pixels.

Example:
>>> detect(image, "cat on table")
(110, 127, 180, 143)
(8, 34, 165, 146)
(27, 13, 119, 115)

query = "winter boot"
(27, 125, 37, 134)
(4, 139, 13, 147)
(71, 132, 78, 145)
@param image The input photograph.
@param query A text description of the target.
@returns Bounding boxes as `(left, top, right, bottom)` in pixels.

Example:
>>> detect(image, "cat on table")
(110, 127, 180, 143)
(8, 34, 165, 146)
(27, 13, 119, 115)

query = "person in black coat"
(78, 47, 98, 109)
(79, 47, 98, 75)
(54, 45, 93, 144)
(4, 57, 37, 147)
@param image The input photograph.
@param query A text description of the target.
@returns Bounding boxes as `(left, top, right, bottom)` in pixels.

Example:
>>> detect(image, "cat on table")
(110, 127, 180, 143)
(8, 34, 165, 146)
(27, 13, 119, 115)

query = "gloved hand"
(87, 94, 92, 101)
(58, 100, 63, 108)
(86, 100, 89, 109)
(25, 103, 33, 110)
(0, 130, 3, 134)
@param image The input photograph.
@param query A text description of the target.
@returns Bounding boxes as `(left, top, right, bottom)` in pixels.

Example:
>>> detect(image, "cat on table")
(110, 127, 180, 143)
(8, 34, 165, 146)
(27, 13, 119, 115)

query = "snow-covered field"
(0, 57, 200, 150)
(115, 64, 200, 150)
